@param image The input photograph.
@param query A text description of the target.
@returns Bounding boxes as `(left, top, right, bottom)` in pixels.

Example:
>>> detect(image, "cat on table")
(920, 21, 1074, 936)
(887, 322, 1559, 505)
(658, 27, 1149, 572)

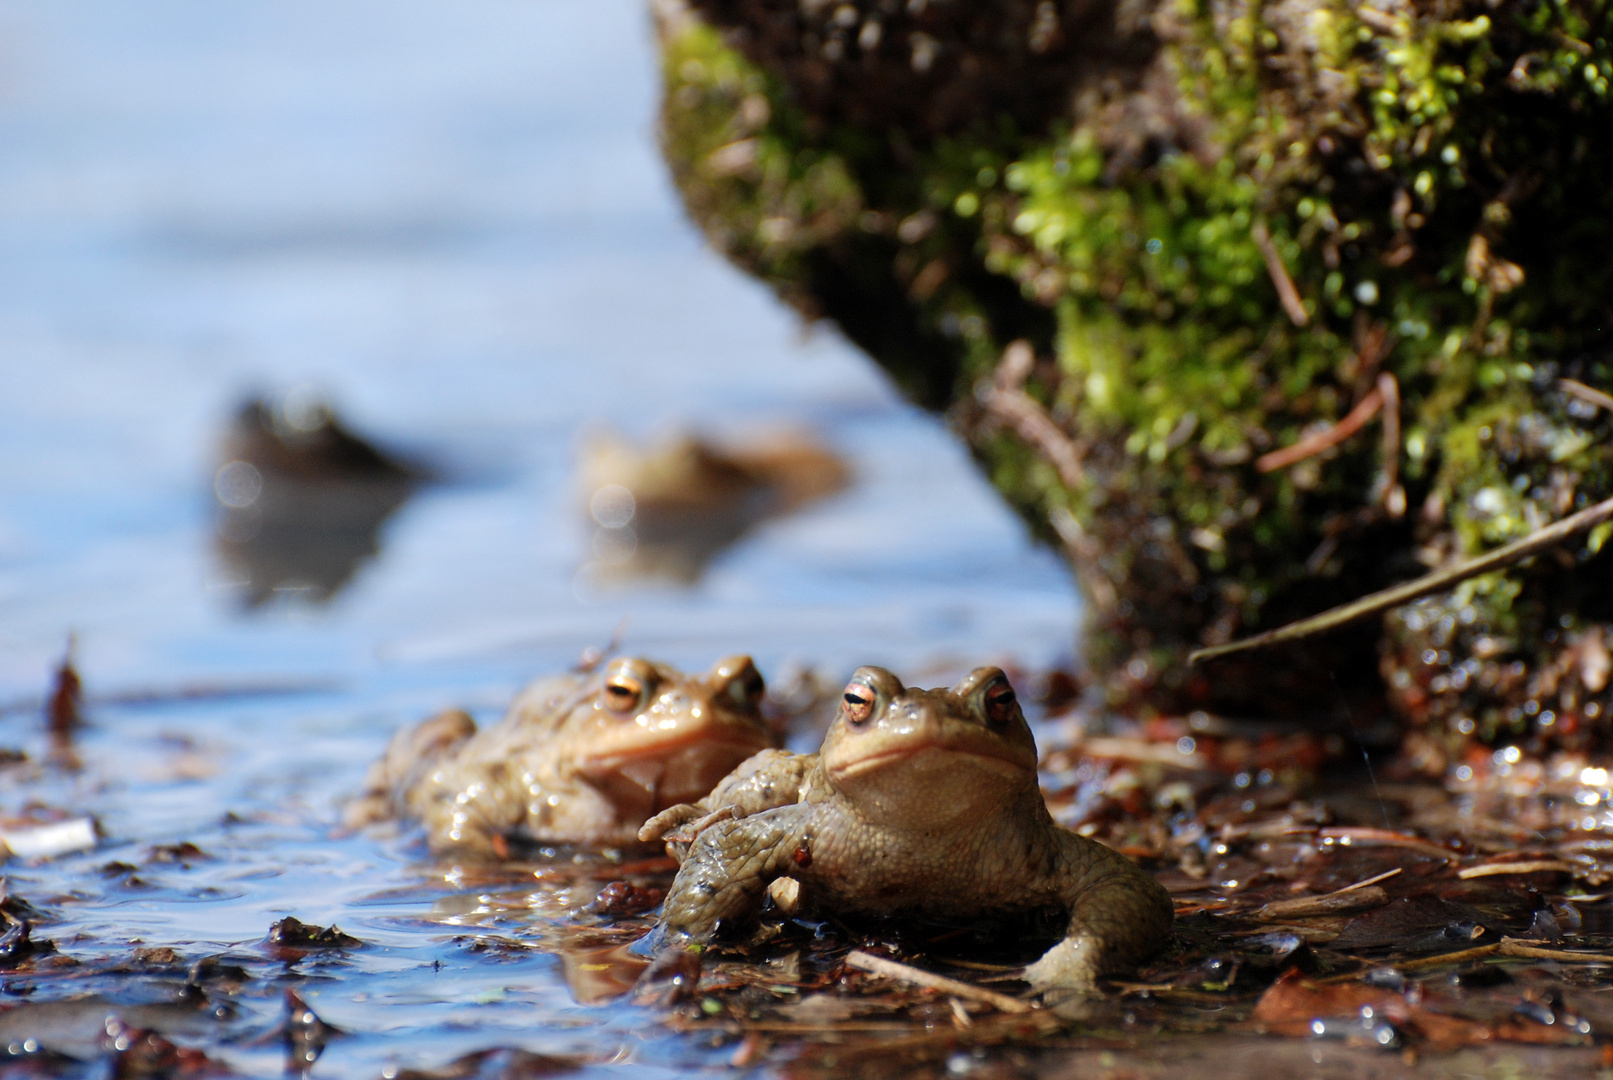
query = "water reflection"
(579, 430, 849, 583)
(212, 391, 422, 607)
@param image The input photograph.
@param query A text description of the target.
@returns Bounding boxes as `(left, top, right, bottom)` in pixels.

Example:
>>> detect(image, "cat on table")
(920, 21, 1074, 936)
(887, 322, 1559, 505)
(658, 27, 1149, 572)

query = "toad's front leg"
(1024, 832, 1174, 992)
(638, 749, 813, 860)
(655, 805, 810, 949)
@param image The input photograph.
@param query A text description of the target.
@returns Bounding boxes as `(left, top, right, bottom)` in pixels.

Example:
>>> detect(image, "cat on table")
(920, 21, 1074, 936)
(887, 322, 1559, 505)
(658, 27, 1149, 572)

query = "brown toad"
(638, 665, 1173, 991)
(346, 656, 779, 853)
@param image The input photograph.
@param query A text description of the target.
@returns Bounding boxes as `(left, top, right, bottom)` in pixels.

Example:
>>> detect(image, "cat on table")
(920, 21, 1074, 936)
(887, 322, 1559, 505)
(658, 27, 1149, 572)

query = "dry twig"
(1331, 867, 1403, 892)
(1252, 222, 1310, 327)
(1256, 385, 1385, 473)
(1255, 867, 1402, 920)
(1456, 860, 1576, 880)
(1256, 886, 1388, 919)
(1496, 938, 1613, 962)
(978, 341, 1087, 489)
(1562, 377, 1613, 414)
(844, 950, 1033, 1014)
(1318, 827, 1458, 862)
(1317, 938, 1612, 985)
(1376, 372, 1404, 516)
(1191, 491, 1613, 664)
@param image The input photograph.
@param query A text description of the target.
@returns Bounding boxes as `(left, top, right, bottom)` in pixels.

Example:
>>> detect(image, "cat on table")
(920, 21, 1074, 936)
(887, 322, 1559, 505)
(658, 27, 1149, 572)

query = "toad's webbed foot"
(657, 806, 809, 946)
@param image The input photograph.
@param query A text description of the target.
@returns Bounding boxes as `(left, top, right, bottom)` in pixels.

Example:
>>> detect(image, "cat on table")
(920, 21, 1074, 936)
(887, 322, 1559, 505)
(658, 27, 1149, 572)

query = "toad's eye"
(603, 676, 644, 714)
(983, 680, 1017, 726)
(842, 683, 875, 726)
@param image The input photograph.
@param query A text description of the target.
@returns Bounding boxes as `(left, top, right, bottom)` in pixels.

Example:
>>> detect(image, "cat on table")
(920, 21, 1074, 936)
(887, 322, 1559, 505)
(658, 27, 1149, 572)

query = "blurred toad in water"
(213, 389, 422, 607)
(581, 429, 848, 582)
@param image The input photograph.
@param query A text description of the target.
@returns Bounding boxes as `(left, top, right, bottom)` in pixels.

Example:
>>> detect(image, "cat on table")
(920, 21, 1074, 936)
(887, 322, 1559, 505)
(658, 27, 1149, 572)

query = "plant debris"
(0, 816, 97, 861)
(45, 638, 82, 738)
(844, 951, 1032, 1014)
(264, 917, 361, 951)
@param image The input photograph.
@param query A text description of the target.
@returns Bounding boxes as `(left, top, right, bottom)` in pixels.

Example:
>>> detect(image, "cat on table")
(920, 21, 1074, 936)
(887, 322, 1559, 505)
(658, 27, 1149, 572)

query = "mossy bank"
(652, 0, 1613, 766)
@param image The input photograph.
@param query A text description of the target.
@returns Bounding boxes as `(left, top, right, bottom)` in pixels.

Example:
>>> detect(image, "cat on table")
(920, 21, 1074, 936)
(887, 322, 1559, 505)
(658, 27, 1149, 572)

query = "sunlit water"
(0, 2, 1077, 1074)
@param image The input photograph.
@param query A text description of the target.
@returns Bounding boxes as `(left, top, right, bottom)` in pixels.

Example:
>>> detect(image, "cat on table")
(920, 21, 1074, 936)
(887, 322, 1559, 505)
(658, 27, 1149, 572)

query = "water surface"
(0, 3, 1076, 1074)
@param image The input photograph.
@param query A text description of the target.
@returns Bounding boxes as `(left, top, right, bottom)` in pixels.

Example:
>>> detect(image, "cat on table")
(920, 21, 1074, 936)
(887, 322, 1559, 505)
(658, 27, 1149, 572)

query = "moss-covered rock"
(653, 0, 1613, 760)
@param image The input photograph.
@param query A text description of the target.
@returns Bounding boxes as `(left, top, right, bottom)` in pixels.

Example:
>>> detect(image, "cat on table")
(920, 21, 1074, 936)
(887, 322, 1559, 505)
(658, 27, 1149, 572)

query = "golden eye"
(983, 680, 1017, 726)
(842, 682, 875, 725)
(603, 677, 643, 714)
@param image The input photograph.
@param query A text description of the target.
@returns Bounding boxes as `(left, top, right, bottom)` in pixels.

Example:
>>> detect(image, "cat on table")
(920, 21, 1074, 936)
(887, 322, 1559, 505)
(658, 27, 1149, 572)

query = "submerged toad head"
(557, 654, 776, 821)
(820, 665, 1040, 830)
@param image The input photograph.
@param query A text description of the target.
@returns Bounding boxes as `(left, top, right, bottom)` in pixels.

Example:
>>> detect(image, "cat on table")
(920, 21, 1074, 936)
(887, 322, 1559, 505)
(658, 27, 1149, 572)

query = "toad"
(638, 665, 1173, 991)
(346, 656, 779, 853)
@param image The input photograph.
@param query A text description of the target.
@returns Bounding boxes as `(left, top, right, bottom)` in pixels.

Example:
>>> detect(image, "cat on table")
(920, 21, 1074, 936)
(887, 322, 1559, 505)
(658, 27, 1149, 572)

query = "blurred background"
(0, 4, 1082, 1070)
(0, 0, 1079, 707)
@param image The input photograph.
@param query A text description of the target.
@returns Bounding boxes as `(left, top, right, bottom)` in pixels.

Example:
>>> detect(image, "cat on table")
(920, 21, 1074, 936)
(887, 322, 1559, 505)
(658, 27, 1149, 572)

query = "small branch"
(1256, 886, 1388, 920)
(1190, 491, 1613, 664)
(978, 340, 1087, 489)
(1376, 372, 1403, 516)
(1318, 827, 1458, 862)
(1252, 222, 1309, 327)
(845, 950, 1033, 1013)
(1456, 860, 1575, 880)
(996, 338, 1036, 388)
(1562, 377, 1613, 414)
(1335, 867, 1403, 892)
(1321, 943, 1499, 980)
(1256, 386, 1384, 473)
(1255, 868, 1400, 920)
(1496, 938, 1613, 962)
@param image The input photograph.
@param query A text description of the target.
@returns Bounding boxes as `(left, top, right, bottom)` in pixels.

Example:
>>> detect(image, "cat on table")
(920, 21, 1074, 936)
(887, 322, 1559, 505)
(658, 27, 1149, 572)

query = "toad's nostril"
(983, 681, 1017, 725)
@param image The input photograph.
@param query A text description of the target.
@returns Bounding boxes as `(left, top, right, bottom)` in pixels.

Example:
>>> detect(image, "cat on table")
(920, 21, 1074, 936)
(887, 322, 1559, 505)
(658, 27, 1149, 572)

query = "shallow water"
(0, 2, 1079, 1075)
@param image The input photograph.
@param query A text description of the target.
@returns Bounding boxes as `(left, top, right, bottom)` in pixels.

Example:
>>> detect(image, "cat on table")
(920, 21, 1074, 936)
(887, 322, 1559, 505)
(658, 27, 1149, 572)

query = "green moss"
(658, 0, 1613, 738)
(660, 23, 864, 294)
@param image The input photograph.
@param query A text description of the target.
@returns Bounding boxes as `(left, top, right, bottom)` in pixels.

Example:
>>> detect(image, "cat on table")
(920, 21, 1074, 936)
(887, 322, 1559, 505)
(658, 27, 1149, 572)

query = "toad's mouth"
(575, 728, 773, 813)
(827, 738, 1036, 781)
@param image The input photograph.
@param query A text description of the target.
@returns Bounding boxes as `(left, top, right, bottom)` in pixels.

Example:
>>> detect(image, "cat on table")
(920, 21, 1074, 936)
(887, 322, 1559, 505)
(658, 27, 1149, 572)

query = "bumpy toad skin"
(639, 666, 1174, 991)
(346, 656, 778, 853)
